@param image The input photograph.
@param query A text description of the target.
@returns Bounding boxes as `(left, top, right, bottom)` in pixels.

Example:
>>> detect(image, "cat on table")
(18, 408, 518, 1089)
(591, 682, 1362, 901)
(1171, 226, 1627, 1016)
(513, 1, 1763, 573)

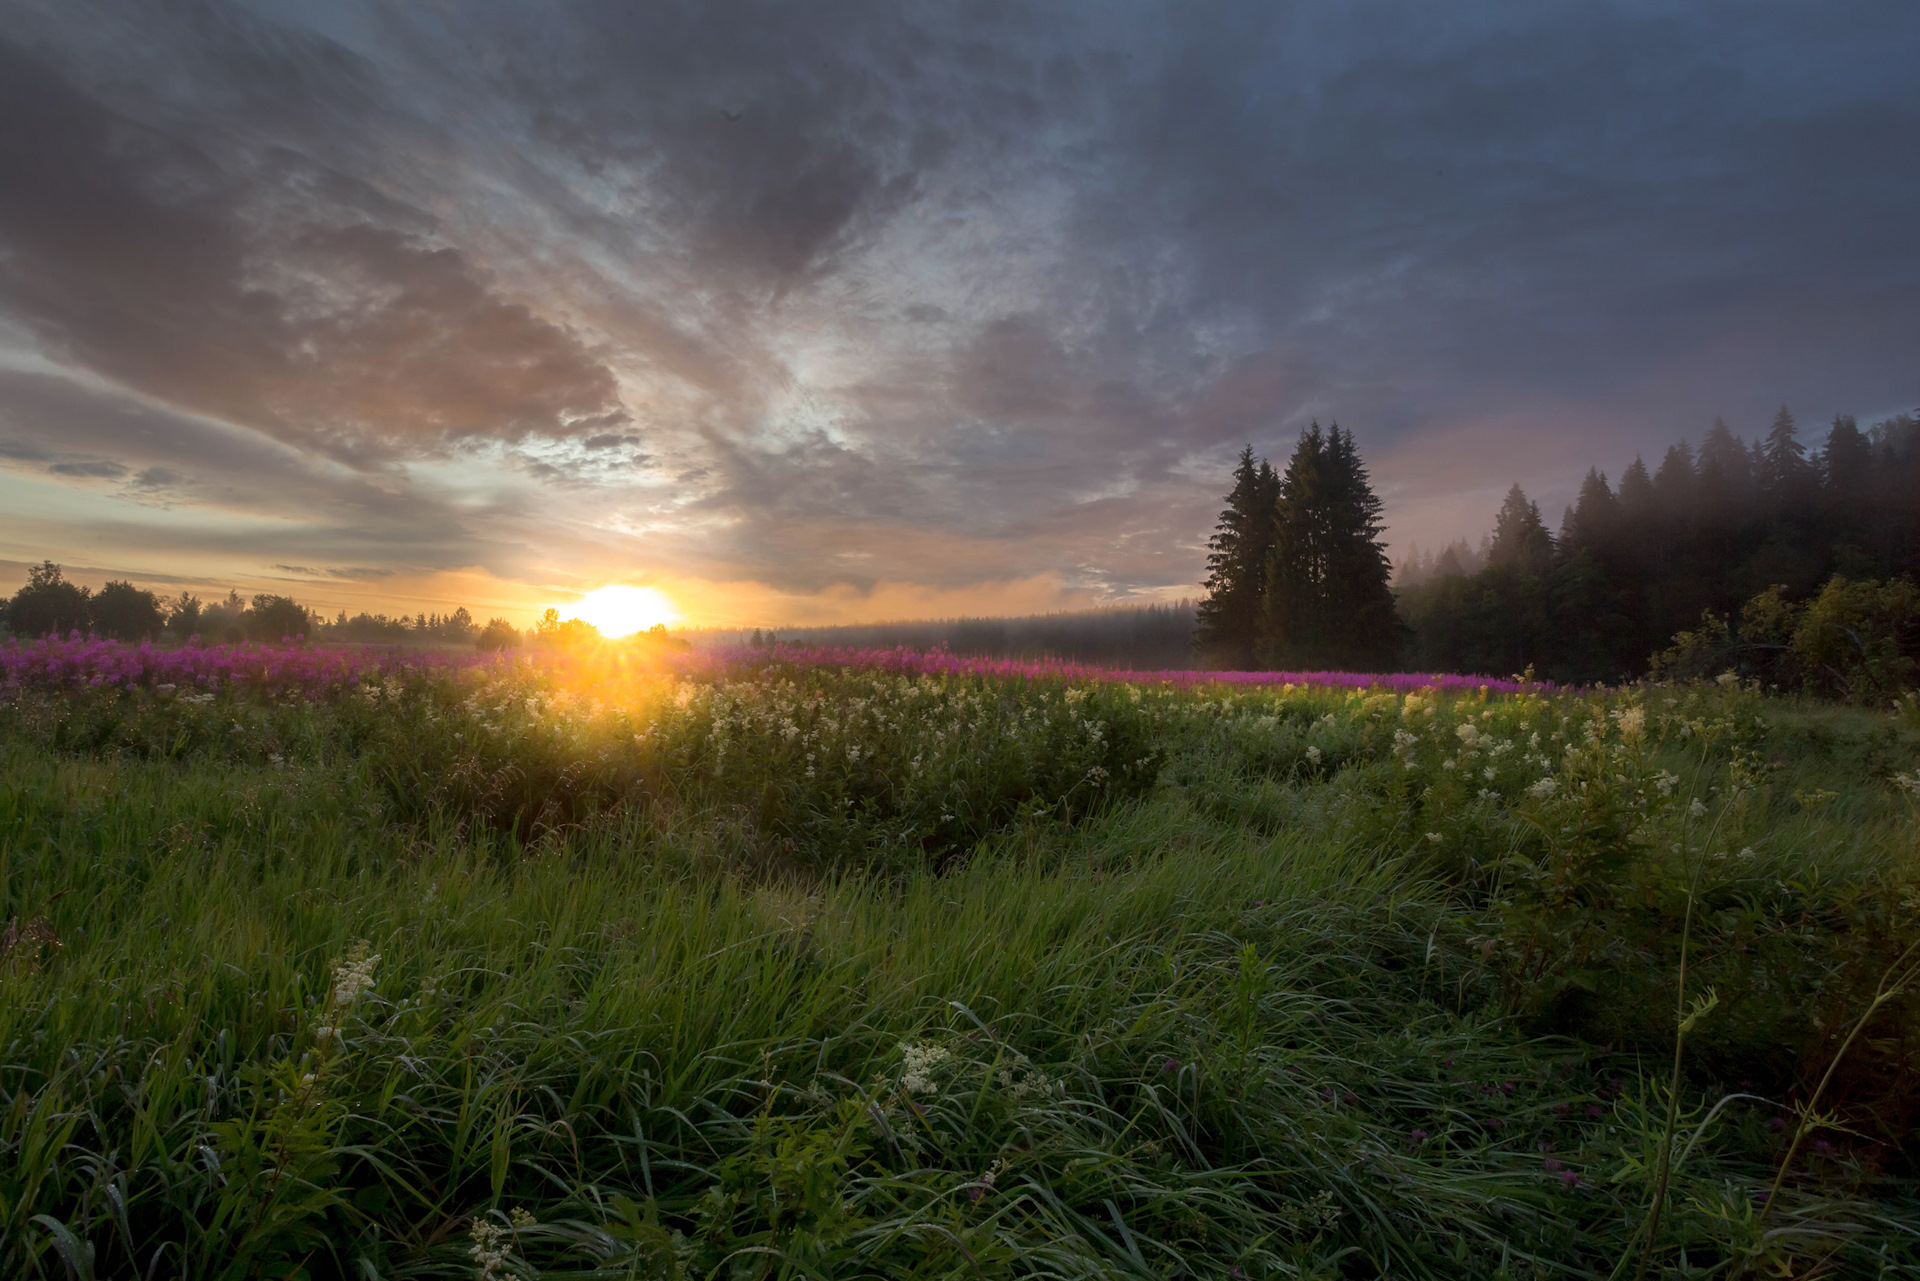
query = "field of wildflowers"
(1, 636, 1917, 1278)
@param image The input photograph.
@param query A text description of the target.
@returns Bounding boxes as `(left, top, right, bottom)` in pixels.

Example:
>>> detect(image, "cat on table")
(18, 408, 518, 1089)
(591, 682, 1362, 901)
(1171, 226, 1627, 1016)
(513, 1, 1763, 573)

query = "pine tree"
(1696, 418, 1754, 524)
(1487, 484, 1554, 571)
(1559, 468, 1620, 558)
(1195, 445, 1279, 668)
(1260, 423, 1397, 669)
(1759, 404, 1815, 513)
(1318, 423, 1399, 666)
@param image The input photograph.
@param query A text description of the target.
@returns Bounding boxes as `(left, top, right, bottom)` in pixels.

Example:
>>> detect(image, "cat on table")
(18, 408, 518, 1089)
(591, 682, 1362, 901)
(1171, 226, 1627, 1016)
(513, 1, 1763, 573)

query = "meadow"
(2, 636, 1918, 1279)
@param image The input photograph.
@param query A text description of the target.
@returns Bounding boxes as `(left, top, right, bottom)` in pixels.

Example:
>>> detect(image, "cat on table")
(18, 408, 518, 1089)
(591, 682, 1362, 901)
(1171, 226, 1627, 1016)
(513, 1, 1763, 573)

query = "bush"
(1653, 574, 1920, 703)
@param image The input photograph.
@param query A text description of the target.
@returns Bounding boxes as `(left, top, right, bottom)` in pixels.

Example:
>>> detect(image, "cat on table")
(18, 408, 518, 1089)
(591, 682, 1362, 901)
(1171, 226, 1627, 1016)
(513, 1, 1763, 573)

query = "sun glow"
(565, 585, 680, 637)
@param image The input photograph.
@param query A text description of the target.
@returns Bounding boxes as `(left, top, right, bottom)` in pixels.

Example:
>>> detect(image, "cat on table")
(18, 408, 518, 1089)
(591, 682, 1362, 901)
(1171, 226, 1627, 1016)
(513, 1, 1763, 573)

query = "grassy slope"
(1, 665, 1917, 1279)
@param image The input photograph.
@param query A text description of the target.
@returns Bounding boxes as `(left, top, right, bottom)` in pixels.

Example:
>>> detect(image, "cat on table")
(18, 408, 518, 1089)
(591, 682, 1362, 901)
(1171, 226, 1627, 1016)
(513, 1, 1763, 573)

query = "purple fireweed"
(721, 642, 1547, 693)
(3, 635, 1548, 698)
(0, 633, 490, 698)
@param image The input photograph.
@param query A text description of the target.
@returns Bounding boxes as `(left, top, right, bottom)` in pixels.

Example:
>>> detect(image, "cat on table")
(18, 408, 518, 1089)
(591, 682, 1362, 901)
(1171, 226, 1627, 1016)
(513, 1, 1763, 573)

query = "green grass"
(2, 660, 1918, 1278)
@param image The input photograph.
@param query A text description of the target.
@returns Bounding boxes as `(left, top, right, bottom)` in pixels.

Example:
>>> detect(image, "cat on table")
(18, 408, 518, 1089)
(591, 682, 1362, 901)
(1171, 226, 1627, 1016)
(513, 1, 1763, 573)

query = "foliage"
(89, 580, 166, 641)
(245, 594, 314, 643)
(5, 562, 92, 639)
(475, 618, 521, 651)
(1652, 575, 1920, 702)
(1, 642, 1917, 1277)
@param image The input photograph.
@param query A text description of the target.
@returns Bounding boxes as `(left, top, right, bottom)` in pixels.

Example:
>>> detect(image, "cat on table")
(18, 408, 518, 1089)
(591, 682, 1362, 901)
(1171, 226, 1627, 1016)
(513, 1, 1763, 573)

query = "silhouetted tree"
(1487, 484, 1554, 572)
(476, 618, 521, 651)
(1260, 423, 1398, 669)
(92, 580, 165, 641)
(169, 592, 204, 636)
(247, 594, 313, 642)
(7, 562, 91, 637)
(1195, 445, 1280, 667)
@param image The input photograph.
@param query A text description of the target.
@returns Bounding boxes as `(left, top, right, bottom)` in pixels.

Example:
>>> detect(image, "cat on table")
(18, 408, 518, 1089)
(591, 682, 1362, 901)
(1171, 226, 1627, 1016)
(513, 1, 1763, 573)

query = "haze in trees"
(1400, 406, 1920, 682)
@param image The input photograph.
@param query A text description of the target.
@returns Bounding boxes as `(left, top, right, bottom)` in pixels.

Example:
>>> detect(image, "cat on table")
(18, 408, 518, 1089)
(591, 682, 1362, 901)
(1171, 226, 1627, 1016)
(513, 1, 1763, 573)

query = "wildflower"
(1610, 705, 1645, 741)
(1306, 746, 1322, 764)
(329, 941, 381, 1011)
(1559, 1170, 1580, 1187)
(1410, 1128, 1428, 1144)
(1162, 1057, 1180, 1073)
(469, 1217, 521, 1281)
(1525, 777, 1558, 800)
(900, 1041, 951, 1094)
(1455, 722, 1481, 749)
(1716, 671, 1740, 687)
(1688, 797, 1709, 819)
(1425, 832, 1444, 845)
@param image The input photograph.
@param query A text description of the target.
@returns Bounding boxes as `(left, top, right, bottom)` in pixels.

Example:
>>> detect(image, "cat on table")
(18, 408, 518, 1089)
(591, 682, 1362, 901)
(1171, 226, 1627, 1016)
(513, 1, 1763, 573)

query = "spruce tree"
(1560, 468, 1620, 557)
(1319, 423, 1400, 666)
(1260, 422, 1397, 670)
(1487, 484, 1555, 571)
(1195, 445, 1279, 668)
(1760, 404, 1815, 513)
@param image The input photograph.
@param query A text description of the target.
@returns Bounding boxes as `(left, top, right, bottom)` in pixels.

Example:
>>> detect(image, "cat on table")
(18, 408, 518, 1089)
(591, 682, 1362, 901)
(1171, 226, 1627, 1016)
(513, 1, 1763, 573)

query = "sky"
(2, 0, 1918, 628)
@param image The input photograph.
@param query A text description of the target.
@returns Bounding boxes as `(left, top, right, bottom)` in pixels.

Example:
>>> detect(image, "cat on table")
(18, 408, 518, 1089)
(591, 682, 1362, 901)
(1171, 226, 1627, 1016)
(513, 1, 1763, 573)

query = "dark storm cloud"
(2, 0, 1918, 601)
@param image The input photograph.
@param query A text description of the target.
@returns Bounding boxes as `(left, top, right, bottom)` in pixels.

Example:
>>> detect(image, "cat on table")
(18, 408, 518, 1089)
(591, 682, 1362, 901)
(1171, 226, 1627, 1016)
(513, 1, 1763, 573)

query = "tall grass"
(2, 647, 1917, 1277)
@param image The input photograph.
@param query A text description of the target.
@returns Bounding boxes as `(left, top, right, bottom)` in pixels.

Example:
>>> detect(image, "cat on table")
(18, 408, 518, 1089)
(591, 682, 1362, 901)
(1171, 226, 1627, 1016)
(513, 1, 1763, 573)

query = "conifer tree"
(1487, 484, 1554, 572)
(1260, 422, 1397, 669)
(1760, 404, 1815, 513)
(1195, 445, 1279, 667)
(1559, 468, 1620, 557)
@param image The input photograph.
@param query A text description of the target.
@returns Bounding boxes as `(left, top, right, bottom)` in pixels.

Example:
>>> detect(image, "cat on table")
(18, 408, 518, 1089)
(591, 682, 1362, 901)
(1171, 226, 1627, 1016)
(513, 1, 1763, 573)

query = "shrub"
(1653, 574, 1920, 703)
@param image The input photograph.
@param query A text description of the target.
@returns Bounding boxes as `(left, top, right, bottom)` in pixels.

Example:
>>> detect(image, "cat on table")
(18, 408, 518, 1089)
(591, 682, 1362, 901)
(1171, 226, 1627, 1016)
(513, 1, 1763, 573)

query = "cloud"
(1, 0, 1917, 611)
(0, 35, 627, 462)
(47, 459, 128, 478)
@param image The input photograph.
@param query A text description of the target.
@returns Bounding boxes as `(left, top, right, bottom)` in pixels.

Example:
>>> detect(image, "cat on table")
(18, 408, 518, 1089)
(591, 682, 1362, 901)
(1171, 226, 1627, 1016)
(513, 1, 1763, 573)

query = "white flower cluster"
(331, 941, 381, 1009)
(468, 1210, 534, 1281)
(900, 1041, 952, 1095)
(1893, 770, 1920, 799)
(317, 940, 379, 1040)
(996, 1063, 1056, 1101)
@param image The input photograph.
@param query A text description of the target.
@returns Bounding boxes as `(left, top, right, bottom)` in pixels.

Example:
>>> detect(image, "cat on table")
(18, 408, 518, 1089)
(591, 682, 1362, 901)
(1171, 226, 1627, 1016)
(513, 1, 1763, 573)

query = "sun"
(565, 585, 680, 638)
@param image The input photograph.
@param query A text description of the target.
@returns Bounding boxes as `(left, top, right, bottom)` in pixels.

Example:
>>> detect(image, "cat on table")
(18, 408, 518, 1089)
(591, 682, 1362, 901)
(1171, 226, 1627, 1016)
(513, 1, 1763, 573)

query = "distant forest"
(691, 604, 1199, 670)
(1394, 407, 1920, 682)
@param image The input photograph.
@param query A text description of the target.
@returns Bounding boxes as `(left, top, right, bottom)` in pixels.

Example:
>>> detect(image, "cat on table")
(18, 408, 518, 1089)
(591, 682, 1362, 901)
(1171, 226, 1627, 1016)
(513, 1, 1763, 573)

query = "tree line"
(1197, 404, 1920, 687)
(1396, 406, 1920, 682)
(0, 565, 524, 650)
